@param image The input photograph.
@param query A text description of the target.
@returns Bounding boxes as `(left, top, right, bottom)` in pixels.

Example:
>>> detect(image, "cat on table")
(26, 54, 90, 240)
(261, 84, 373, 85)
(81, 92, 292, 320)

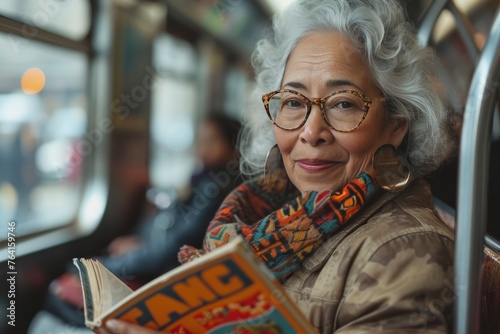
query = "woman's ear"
(389, 119, 409, 148)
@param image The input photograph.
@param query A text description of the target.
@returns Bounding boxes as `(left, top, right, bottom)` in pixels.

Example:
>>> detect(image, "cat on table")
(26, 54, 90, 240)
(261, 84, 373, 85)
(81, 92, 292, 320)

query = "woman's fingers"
(100, 320, 163, 334)
(96, 327, 113, 334)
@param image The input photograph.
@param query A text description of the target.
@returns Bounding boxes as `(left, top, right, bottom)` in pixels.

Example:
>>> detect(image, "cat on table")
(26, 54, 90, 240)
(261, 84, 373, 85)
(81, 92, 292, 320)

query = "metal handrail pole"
(417, 0, 479, 62)
(455, 9, 500, 334)
(446, 1, 480, 63)
(418, 0, 448, 46)
(485, 235, 500, 254)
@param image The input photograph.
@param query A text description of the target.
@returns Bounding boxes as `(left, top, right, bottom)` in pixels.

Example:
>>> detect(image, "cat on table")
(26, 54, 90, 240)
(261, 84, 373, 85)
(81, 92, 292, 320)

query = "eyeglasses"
(262, 89, 389, 132)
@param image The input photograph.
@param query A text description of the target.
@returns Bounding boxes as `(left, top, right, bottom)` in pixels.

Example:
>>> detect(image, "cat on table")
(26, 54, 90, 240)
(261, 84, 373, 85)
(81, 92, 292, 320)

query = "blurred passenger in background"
(0, 123, 39, 223)
(28, 114, 242, 332)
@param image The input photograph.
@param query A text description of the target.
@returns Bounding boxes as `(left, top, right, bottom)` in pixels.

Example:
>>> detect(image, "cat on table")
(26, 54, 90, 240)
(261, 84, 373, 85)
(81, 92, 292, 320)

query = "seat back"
(481, 246, 500, 334)
(435, 200, 500, 334)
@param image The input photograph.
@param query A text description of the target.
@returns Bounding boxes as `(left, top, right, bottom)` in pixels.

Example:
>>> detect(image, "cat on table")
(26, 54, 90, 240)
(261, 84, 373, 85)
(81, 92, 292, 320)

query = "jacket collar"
(302, 180, 424, 271)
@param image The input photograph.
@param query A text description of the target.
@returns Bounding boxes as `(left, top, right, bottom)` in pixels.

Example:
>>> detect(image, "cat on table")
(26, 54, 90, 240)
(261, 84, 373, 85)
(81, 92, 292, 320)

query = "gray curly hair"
(239, 0, 453, 178)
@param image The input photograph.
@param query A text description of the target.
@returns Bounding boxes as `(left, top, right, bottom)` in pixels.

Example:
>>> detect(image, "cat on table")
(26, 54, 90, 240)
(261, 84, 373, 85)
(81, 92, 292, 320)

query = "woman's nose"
(299, 105, 334, 146)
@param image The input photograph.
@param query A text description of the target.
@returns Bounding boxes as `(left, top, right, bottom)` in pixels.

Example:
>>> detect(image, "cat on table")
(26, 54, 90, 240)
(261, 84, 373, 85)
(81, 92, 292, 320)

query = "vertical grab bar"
(455, 8, 500, 334)
(418, 0, 480, 63)
(418, 0, 448, 46)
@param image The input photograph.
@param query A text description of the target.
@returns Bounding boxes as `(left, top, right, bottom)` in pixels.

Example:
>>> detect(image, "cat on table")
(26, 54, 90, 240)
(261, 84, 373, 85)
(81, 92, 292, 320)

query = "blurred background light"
(264, 0, 296, 13)
(21, 67, 46, 94)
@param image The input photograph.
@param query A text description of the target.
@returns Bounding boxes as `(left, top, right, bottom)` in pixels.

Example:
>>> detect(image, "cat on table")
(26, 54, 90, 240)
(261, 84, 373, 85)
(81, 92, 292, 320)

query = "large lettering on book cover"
(113, 259, 254, 329)
(110, 256, 302, 333)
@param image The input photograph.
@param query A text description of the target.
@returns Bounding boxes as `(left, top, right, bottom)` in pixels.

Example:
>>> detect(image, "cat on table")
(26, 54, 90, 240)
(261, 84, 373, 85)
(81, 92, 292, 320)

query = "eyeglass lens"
(268, 91, 367, 131)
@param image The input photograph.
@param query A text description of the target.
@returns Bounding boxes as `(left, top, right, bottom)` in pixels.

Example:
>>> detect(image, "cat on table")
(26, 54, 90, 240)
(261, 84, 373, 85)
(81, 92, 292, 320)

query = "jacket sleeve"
(334, 232, 454, 334)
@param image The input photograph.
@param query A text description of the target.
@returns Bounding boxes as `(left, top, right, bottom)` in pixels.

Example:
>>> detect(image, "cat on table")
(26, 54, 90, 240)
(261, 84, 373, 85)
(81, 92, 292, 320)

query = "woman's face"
(276, 32, 407, 194)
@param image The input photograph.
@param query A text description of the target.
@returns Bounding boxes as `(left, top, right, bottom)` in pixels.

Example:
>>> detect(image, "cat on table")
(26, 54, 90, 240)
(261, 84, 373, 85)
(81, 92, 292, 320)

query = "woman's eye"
(336, 101, 355, 109)
(284, 99, 303, 108)
(326, 100, 355, 110)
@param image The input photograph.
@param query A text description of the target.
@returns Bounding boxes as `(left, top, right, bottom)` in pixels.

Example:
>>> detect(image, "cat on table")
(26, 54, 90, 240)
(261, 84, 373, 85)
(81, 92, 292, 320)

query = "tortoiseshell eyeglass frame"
(262, 88, 389, 132)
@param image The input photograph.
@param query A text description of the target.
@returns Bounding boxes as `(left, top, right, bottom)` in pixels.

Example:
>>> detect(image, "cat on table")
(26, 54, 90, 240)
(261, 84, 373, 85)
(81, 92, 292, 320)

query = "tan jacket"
(282, 179, 455, 333)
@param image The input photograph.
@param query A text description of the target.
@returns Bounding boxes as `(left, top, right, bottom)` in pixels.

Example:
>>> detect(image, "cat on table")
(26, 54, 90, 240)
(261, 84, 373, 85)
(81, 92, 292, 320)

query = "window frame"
(0, 0, 112, 259)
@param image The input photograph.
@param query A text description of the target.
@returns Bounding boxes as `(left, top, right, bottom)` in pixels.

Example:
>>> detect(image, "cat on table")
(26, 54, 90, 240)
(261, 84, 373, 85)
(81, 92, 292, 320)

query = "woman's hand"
(50, 273, 84, 307)
(107, 236, 142, 257)
(96, 320, 164, 334)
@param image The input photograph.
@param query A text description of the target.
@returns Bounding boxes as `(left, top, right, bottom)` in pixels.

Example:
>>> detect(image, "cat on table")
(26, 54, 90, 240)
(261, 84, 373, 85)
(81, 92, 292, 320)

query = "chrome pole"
(455, 8, 500, 334)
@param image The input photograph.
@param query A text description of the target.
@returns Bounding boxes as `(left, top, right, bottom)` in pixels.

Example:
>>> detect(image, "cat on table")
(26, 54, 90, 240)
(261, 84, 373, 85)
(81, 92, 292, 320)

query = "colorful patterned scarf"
(178, 172, 378, 279)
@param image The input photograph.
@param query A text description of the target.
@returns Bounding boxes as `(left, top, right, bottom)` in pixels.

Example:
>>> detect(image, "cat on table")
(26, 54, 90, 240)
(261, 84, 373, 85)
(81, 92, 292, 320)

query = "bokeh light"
(21, 67, 46, 94)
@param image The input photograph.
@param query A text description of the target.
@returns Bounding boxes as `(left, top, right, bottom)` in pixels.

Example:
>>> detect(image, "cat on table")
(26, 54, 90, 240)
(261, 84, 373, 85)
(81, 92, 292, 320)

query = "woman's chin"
(296, 180, 343, 195)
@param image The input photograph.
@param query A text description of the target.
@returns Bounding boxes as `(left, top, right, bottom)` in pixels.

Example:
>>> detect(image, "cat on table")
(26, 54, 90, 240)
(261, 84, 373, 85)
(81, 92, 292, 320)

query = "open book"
(73, 237, 317, 333)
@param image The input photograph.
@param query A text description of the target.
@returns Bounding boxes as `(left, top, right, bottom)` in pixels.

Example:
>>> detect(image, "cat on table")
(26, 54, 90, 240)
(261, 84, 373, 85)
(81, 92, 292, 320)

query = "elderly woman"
(99, 0, 455, 333)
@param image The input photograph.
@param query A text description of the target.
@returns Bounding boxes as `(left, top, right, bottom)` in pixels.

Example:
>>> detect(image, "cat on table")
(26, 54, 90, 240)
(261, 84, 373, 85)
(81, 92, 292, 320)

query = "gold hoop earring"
(372, 144, 411, 192)
(264, 144, 283, 184)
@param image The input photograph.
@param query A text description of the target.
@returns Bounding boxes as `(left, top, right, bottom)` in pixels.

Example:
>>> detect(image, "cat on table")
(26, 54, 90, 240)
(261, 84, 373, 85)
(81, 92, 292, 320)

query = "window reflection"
(0, 34, 88, 239)
(0, 0, 91, 40)
(150, 34, 199, 190)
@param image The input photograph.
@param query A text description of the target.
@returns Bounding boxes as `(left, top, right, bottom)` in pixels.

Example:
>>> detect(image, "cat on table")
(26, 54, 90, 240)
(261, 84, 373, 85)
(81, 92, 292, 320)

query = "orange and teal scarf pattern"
(180, 173, 378, 279)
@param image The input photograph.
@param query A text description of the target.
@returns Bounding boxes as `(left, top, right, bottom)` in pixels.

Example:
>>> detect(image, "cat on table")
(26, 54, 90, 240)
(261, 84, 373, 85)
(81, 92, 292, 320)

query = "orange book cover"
(73, 237, 317, 333)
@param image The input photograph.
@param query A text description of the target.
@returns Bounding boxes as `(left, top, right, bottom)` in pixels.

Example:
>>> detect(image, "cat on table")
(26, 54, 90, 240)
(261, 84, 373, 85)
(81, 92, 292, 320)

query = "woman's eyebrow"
(325, 79, 363, 91)
(282, 80, 364, 92)
(282, 81, 307, 90)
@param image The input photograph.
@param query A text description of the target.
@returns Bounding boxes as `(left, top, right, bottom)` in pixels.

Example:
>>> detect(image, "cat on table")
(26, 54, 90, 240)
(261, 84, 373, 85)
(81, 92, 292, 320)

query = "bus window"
(0, 0, 91, 40)
(150, 34, 199, 190)
(223, 64, 253, 121)
(0, 34, 88, 240)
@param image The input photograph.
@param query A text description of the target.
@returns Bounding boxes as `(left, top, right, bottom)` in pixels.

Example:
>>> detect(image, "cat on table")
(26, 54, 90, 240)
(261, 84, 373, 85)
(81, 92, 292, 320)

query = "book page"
(75, 259, 134, 326)
(73, 258, 95, 323)
(94, 260, 134, 315)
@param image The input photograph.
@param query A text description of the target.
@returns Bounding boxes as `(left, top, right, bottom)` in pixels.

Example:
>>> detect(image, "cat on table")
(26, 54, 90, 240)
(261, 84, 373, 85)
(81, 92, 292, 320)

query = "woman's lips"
(296, 159, 337, 172)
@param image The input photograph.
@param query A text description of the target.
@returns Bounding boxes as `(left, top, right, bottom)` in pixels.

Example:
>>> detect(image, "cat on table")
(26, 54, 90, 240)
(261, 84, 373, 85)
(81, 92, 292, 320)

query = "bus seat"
(434, 199, 500, 334)
(481, 246, 500, 334)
